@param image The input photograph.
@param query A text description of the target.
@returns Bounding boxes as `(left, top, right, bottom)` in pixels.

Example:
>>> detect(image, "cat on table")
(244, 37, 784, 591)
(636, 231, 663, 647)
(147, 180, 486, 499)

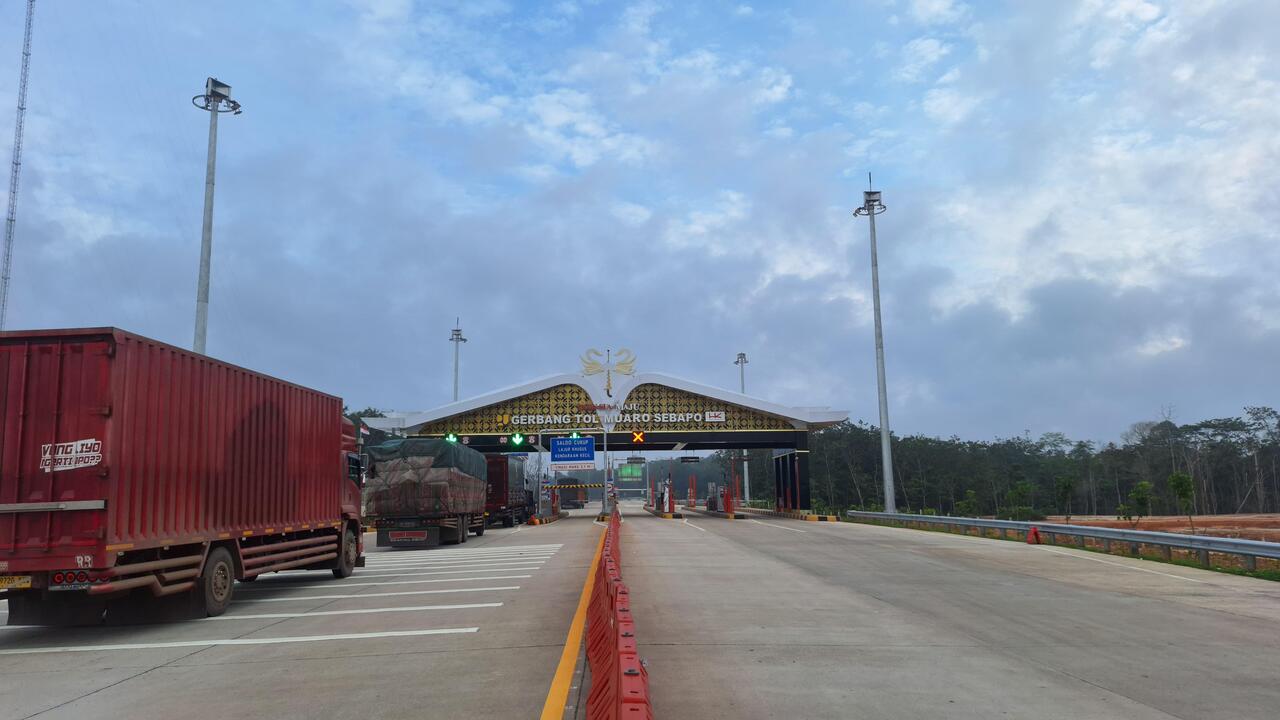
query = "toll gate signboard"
(551, 436, 596, 472)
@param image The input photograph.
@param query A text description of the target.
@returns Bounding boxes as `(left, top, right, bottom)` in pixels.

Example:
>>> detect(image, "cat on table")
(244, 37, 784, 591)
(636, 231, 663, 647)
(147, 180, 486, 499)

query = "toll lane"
(0, 511, 602, 720)
(622, 508, 1280, 720)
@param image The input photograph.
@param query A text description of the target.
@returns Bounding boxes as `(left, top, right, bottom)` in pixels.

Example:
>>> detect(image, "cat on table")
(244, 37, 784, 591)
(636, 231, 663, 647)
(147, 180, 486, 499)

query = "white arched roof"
(385, 371, 847, 434)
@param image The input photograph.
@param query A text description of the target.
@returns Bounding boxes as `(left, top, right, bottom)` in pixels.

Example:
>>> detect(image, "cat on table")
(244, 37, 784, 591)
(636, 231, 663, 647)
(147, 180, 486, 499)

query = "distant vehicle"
(485, 454, 529, 527)
(365, 438, 487, 547)
(557, 485, 589, 509)
(0, 328, 363, 624)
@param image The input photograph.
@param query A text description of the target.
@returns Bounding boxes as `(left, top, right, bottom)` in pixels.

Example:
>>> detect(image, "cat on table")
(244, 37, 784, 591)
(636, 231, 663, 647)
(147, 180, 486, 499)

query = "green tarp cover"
(366, 438, 488, 480)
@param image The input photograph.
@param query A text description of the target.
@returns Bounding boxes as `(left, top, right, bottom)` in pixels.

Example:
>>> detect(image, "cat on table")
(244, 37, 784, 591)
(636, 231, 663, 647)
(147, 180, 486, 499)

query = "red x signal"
(631, 431, 645, 443)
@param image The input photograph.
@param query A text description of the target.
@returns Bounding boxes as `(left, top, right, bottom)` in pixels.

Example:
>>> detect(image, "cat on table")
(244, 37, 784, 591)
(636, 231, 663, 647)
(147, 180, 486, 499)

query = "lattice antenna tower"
(1, 0, 37, 331)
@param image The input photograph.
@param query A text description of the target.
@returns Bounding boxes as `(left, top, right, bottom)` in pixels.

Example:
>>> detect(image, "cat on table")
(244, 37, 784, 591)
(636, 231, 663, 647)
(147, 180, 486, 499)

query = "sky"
(0, 0, 1276, 444)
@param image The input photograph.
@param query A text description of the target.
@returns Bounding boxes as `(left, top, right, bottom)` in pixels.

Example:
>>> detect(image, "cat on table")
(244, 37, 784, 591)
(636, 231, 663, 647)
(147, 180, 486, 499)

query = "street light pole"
(449, 318, 467, 402)
(190, 78, 241, 355)
(735, 352, 750, 503)
(853, 182, 896, 513)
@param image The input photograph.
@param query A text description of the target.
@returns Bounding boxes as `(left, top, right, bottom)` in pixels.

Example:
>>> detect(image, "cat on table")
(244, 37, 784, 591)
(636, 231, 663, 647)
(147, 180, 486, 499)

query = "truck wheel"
(201, 547, 235, 617)
(332, 527, 357, 579)
(474, 522, 486, 536)
(458, 516, 469, 544)
(502, 515, 515, 528)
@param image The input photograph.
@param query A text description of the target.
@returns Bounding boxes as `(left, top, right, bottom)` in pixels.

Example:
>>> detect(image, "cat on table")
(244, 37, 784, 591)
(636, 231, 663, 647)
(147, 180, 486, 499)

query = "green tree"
(1168, 471, 1195, 532)
(1055, 476, 1076, 522)
(1127, 480, 1154, 527)
(954, 489, 979, 517)
(1006, 481, 1034, 508)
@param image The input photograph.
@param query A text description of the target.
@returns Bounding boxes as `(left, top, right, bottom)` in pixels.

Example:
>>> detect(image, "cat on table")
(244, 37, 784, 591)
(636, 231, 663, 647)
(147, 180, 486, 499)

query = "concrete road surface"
(622, 508, 1280, 720)
(0, 511, 603, 720)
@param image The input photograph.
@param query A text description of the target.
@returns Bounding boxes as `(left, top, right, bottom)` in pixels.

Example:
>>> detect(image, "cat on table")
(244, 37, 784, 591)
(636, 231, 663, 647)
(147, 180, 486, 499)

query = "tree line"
(720, 407, 1280, 519)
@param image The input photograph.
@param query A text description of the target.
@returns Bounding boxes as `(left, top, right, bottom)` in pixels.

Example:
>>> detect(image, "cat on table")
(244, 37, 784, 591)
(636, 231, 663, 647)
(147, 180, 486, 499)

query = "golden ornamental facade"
(414, 382, 793, 436)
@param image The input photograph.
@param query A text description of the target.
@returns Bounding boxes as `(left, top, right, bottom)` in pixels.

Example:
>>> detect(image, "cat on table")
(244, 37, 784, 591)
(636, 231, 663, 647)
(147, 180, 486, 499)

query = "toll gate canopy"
(376, 355, 847, 510)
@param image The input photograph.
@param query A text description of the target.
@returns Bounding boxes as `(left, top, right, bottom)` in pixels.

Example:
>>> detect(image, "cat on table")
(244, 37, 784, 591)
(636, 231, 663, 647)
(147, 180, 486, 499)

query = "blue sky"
(1, 0, 1277, 442)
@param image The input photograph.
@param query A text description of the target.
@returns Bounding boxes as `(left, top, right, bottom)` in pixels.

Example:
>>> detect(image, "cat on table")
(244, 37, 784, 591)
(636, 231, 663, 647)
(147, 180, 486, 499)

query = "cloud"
(611, 200, 654, 226)
(910, 0, 968, 26)
(663, 191, 750, 255)
(897, 37, 951, 81)
(4, 0, 1277, 448)
(921, 87, 979, 124)
(753, 67, 793, 104)
(1135, 329, 1188, 357)
(524, 89, 654, 167)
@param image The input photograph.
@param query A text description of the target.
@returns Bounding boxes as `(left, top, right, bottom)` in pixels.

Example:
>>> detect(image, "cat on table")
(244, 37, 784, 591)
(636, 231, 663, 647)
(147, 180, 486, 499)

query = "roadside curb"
(686, 507, 745, 520)
(739, 507, 838, 522)
(529, 511, 570, 527)
(642, 506, 684, 519)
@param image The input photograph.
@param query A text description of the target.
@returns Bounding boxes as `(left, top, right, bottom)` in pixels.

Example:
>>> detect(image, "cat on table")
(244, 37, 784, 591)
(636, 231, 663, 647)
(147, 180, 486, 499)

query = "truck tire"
(332, 527, 357, 579)
(458, 516, 469, 544)
(201, 547, 235, 617)
(474, 522, 486, 537)
(502, 515, 515, 528)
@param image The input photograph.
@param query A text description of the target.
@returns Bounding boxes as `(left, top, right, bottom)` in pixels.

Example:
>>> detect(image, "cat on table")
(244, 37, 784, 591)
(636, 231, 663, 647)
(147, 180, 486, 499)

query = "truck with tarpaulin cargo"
(365, 438, 487, 547)
(0, 328, 364, 625)
(485, 453, 530, 527)
(555, 482, 589, 509)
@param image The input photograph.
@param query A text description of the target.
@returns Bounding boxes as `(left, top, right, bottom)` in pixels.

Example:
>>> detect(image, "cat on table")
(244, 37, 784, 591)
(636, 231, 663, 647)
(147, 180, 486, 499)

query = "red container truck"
(484, 454, 529, 527)
(0, 328, 364, 624)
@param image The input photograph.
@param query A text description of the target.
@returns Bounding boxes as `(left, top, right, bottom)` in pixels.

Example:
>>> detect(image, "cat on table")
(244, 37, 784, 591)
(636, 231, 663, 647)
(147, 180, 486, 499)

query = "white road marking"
(358, 561, 548, 573)
(682, 520, 707, 533)
(362, 556, 555, 568)
(210, 602, 502, 620)
(239, 585, 521, 602)
(365, 547, 560, 560)
(749, 519, 808, 533)
(350, 563, 545, 573)
(1034, 546, 1212, 584)
(363, 548, 558, 561)
(365, 549, 558, 559)
(240, 575, 532, 591)
(367, 544, 561, 556)
(0, 628, 479, 655)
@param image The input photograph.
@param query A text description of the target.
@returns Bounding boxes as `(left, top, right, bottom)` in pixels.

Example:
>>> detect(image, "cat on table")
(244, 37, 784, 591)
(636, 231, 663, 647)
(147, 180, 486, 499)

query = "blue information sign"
(550, 436, 596, 464)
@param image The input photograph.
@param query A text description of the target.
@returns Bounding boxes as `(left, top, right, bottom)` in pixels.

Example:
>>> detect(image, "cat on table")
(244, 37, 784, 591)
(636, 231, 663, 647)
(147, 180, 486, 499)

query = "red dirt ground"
(1043, 514, 1280, 542)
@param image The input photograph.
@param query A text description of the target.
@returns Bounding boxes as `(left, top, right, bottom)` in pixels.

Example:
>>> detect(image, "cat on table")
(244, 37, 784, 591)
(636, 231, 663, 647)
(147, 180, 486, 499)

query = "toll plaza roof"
(382, 371, 848, 437)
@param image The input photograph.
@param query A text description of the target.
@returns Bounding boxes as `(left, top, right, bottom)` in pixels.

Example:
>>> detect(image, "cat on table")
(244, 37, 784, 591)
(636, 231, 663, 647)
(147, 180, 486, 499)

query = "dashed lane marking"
(238, 585, 521, 602)
(682, 519, 707, 533)
(0, 628, 480, 655)
(209, 602, 502, 620)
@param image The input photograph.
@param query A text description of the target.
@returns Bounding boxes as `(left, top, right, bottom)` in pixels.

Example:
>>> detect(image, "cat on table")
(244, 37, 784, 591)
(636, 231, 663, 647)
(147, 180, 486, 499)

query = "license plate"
(0, 575, 32, 590)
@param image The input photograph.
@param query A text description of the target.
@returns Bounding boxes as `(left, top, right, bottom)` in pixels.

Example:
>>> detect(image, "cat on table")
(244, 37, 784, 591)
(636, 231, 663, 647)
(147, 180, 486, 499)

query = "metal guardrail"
(846, 510, 1280, 571)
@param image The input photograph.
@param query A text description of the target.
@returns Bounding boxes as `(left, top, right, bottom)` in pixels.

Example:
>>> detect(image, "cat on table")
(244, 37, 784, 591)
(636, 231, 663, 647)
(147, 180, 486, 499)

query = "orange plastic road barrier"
(585, 509, 654, 720)
(1026, 526, 1042, 544)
